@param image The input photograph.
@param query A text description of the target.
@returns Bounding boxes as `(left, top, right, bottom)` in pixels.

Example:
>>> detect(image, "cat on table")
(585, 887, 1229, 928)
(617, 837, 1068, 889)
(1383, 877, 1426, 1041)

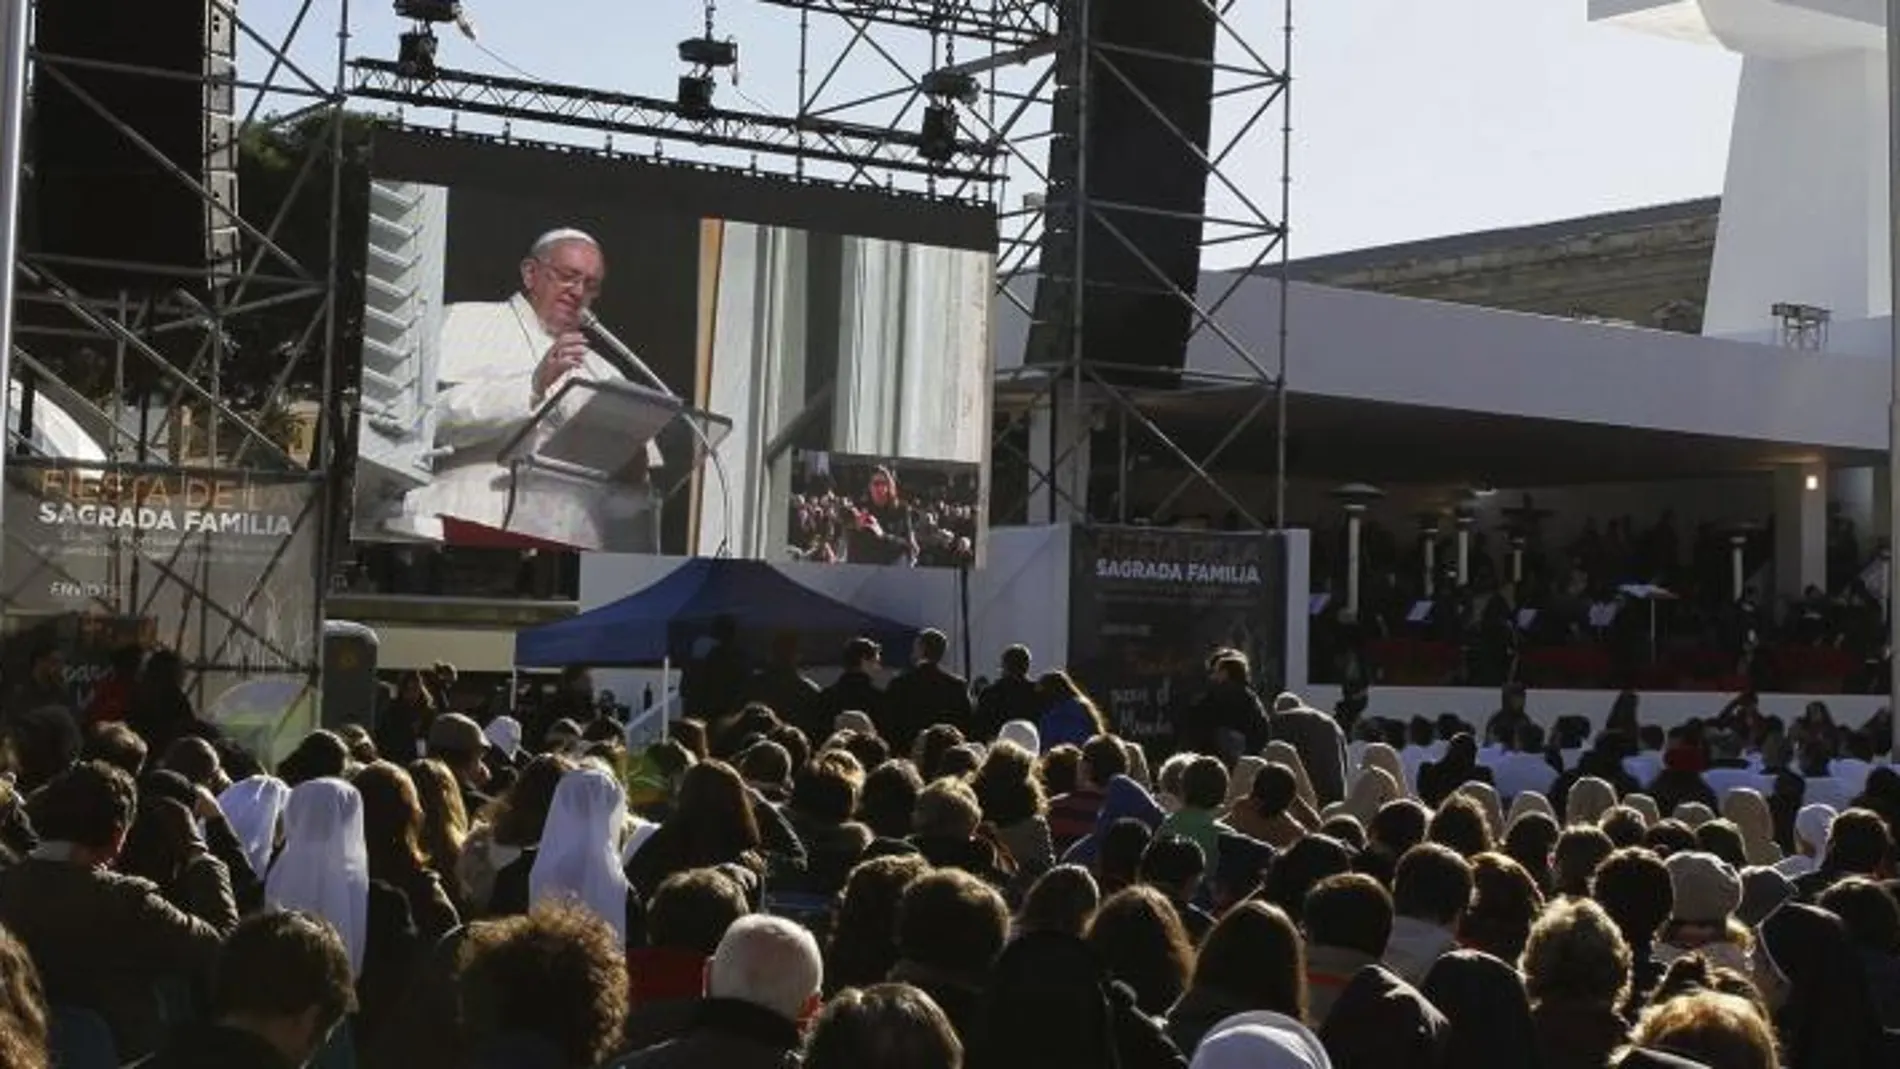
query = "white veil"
(529, 766, 633, 944)
(217, 775, 290, 879)
(484, 715, 524, 760)
(266, 777, 370, 975)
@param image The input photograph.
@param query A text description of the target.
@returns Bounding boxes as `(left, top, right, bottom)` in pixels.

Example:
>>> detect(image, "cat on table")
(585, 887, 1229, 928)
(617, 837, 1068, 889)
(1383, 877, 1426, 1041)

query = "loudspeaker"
(33, 0, 239, 293)
(1028, 0, 1218, 389)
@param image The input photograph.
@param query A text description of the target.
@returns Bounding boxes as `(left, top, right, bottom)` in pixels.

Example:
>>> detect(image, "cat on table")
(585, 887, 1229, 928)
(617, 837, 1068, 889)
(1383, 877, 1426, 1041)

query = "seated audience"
(137, 910, 355, 1069)
(463, 903, 630, 1069)
(1383, 843, 1470, 985)
(0, 761, 222, 1060)
(625, 867, 751, 1050)
(1164, 900, 1305, 1056)
(1520, 898, 1631, 1069)
(891, 869, 1010, 1041)
(614, 914, 822, 1069)
(804, 984, 962, 1069)
(1300, 873, 1393, 1026)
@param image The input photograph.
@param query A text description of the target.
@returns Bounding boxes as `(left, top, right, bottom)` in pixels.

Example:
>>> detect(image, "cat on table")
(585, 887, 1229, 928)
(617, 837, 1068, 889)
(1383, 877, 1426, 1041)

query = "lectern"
(494, 377, 731, 553)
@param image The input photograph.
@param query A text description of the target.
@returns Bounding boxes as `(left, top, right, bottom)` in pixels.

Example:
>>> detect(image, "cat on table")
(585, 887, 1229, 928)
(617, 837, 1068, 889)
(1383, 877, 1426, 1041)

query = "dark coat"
(743, 666, 820, 730)
(1165, 984, 1256, 1057)
(1175, 681, 1270, 764)
(609, 998, 802, 1069)
(0, 858, 221, 1061)
(883, 663, 974, 750)
(965, 931, 1185, 1069)
(1317, 964, 1451, 1069)
(135, 1023, 296, 1069)
(805, 672, 886, 744)
(974, 675, 1044, 742)
(779, 813, 871, 898)
(888, 959, 986, 1045)
(1531, 999, 1627, 1069)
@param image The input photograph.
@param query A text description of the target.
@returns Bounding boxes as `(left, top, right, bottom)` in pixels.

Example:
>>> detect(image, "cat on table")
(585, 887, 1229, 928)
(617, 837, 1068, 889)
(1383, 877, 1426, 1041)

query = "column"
(1773, 463, 1828, 602)
(1454, 507, 1476, 587)
(1417, 514, 1440, 597)
(1027, 385, 1093, 524)
(1345, 507, 1365, 617)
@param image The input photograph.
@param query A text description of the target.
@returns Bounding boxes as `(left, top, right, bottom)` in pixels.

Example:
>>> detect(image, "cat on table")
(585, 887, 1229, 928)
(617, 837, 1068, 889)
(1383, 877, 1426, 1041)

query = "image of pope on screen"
(376, 227, 668, 553)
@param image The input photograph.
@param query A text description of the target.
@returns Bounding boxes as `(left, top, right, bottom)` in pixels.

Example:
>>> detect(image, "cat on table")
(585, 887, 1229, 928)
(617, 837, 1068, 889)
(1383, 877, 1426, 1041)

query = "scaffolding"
(356, 0, 1293, 534)
(2, 0, 352, 723)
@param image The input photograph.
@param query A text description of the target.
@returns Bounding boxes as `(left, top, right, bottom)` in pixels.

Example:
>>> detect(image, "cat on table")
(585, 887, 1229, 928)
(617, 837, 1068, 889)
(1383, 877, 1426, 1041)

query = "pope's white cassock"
(403, 293, 664, 551)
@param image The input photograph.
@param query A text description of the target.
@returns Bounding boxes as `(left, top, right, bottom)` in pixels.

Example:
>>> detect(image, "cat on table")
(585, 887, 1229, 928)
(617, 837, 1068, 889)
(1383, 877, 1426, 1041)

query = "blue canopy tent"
(514, 557, 920, 668)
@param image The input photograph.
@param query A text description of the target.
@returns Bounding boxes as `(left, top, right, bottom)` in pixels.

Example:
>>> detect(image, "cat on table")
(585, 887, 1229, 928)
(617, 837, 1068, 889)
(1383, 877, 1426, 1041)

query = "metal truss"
(983, 0, 1294, 533)
(6, 0, 353, 702)
(758, 0, 1057, 46)
(350, 59, 1001, 187)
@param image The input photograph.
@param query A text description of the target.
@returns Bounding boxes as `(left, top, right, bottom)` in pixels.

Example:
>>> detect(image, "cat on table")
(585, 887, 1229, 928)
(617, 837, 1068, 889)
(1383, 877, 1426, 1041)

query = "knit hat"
(998, 719, 1042, 755)
(1737, 865, 1796, 927)
(1665, 851, 1742, 924)
(427, 712, 487, 756)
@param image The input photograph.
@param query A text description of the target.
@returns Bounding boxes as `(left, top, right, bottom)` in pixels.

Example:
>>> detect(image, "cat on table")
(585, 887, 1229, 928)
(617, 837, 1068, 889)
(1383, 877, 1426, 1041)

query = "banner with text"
(1067, 526, 1287, 750)
(2, 461, 324, 723)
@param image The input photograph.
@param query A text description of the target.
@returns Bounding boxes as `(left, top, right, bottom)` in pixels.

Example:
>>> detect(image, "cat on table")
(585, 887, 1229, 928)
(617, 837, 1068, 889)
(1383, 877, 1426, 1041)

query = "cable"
(470, 39, 546, 83)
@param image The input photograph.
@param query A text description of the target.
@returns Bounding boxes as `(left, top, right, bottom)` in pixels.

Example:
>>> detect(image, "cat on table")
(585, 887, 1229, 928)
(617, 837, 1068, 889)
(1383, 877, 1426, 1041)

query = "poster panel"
(1, 460, 324, 754)
(1067, 526, 1287, 750)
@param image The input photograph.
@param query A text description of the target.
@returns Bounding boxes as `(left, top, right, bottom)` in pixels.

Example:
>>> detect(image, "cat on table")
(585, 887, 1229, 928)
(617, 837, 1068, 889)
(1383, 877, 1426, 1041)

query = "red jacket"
(627, 946, 706, 1007)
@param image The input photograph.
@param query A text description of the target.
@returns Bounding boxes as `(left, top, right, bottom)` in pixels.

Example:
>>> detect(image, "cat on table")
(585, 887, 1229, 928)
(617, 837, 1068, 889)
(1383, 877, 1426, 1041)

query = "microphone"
(577, 310, 676, 399)
(577, 309, 737, 558)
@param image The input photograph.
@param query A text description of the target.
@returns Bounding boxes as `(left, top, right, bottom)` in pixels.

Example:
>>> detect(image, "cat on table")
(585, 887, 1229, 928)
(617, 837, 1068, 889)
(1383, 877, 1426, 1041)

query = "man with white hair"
(612, 913, 821, 1069)
(404, 227, 664, 551)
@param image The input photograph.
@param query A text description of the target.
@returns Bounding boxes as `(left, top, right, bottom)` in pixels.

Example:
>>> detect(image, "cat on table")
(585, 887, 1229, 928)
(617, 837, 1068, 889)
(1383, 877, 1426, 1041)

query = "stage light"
(394, 0, 463, 21)
(396, 29, 440, 82)
(678, 37, 738, 70)
(677, 74, 716, 119)
(919, 104, 959, 164)
(921, 68, 979, 106)
(674, 36, 736, 121)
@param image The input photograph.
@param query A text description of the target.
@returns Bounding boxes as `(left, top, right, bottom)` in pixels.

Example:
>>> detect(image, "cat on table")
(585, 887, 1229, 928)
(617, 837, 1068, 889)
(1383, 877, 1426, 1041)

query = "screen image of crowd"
(351, 136, 994, 562)
(787, 452, 981, 568)
(1, 631, 1898, 1069)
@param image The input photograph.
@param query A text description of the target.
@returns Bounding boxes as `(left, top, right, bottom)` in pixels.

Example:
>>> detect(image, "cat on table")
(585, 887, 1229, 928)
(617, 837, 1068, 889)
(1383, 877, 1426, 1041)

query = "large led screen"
(351, 131, 995, 567)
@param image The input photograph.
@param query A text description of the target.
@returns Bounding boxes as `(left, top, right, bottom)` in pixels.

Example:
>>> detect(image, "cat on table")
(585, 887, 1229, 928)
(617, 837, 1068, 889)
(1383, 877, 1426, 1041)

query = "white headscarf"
(998, 720, 1041, 755)
(218, 775, 290, 879)
(530, 766, 634, 944)
(484, 716, 523, 760)
(1796, 803, 1836, 863)
(1191, 1011, 1333, 1069)
(266, 778, 370, 976)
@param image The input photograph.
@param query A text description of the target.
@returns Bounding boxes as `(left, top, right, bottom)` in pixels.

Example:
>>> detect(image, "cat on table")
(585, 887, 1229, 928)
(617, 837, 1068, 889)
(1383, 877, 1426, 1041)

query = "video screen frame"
(349, 129, 997, 568)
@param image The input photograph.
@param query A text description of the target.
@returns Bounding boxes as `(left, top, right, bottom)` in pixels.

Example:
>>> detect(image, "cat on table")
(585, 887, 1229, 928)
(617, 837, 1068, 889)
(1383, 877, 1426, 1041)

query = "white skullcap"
(528, 227, 601, 259)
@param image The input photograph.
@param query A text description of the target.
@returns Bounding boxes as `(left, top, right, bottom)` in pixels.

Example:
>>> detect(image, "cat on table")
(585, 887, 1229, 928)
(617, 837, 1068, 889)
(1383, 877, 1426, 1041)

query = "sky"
(251, 1, 1741, 259)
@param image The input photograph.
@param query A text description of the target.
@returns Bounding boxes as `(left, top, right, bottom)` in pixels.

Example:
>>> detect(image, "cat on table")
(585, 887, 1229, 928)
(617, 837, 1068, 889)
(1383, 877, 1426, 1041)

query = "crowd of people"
(787, 456, 979, 568)
(0, 632, 1897, 1069)
(1311, 504, 1891, 693)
